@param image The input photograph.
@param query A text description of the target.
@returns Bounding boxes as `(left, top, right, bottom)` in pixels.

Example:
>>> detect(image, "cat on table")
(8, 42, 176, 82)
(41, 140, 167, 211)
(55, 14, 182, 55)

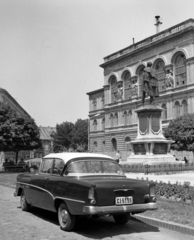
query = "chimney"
(155, 16, 162, 33)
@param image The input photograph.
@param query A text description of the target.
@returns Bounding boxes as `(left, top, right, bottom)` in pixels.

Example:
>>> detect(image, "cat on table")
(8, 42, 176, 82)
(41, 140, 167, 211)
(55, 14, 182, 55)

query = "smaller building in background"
(34, 126, 56, 158)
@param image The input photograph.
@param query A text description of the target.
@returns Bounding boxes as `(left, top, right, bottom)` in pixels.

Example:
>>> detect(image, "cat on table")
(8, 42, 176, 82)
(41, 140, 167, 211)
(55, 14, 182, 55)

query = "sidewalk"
(125, 172, 194, 186)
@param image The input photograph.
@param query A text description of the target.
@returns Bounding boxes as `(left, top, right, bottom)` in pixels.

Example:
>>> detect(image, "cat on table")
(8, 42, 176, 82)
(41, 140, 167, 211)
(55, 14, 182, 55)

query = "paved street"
(0, 185, 193, 240)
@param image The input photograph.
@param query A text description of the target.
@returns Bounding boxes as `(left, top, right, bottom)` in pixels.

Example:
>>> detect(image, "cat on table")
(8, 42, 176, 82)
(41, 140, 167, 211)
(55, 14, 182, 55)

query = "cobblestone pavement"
(1, 185, 194, 240)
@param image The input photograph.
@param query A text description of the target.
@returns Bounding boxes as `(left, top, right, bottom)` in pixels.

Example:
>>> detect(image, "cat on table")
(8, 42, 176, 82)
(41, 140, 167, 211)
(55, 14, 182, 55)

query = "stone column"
(89, 97, 92, 111)
(103, 85, 110, 105)
(188, 96, 192, 114)
(185, 57, 194, 84)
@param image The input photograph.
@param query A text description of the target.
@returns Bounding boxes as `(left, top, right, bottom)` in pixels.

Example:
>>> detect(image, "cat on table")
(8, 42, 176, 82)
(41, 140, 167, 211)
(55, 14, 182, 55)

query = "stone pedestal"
(127, 104, 177, 165)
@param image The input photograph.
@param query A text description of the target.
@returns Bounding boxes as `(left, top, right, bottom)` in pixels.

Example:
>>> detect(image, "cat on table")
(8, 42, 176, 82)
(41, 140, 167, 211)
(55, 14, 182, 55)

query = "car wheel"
(113, 213, 131, 225)
(20, 190, 31, 211)
(58, 202, 76, 231)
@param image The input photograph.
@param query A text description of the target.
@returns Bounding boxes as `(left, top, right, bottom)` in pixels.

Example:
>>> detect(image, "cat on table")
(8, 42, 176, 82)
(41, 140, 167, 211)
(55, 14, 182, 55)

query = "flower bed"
(138, 177, 194, 203)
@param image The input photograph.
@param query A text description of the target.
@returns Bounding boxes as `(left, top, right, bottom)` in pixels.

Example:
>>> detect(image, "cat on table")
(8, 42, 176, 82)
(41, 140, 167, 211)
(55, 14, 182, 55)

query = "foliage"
(121, 162, 194, 174)
(53, 119, 88, 152)
(71, 119, 88, 151)
(164, 114, 194, 151)
(146, 179, 194, 203)
(53, 121, 75, 152)
(0, 103, 42, 162)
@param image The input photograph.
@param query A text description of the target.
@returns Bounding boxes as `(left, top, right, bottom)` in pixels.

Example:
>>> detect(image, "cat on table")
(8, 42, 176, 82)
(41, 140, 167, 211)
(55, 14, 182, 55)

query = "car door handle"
(44, 177, 48, 180)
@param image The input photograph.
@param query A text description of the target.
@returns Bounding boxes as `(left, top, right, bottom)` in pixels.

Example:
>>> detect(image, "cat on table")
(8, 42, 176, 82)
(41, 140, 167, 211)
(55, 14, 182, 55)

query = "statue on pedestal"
(114, 85, 123, 101)
(142, 62, 159, 105)
(165, 70, 174, 89)
(130, 80, 138, 97)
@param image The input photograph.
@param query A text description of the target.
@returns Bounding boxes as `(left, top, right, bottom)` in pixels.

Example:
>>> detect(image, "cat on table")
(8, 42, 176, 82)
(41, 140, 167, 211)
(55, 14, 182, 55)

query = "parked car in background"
(14, 153, 157, 231)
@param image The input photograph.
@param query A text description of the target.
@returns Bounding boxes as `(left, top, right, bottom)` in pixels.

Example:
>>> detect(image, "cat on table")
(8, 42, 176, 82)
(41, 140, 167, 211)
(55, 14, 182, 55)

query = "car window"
(87, 161, 101, 173)
(40, 159, 53, 174)
(53, 159, 65, 175)
(66, 161, 87, 174)
(64, 159, 124, 176)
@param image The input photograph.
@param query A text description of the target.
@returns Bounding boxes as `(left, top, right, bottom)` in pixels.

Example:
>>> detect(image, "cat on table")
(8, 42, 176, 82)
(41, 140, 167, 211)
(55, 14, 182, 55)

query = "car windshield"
(64, 159, 124, 176)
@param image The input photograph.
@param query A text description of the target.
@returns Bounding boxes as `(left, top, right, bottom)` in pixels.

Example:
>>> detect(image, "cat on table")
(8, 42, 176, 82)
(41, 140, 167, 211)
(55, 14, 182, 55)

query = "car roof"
(43, 152, 114, 164)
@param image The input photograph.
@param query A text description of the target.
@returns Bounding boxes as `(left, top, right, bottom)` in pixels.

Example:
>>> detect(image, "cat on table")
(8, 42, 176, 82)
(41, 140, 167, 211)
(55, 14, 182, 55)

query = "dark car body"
(14, 153, 157, 231)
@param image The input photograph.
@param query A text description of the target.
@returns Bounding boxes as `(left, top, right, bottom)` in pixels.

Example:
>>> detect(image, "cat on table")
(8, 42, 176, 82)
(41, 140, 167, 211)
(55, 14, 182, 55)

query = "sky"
(0, 0, 194, 127)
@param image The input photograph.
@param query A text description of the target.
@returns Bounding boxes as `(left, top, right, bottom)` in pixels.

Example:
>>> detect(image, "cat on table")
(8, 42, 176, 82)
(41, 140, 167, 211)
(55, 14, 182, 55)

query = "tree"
(0, 103, 42, 162)
(53, 119, 88, 153)
(53, 121, 75, 152)
(71, 119, 88, 151)
(164, 114, 194, 151)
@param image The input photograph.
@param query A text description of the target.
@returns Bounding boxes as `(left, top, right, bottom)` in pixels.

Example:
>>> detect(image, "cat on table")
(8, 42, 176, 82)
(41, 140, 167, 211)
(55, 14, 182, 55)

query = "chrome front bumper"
(83, 202, 157, 215)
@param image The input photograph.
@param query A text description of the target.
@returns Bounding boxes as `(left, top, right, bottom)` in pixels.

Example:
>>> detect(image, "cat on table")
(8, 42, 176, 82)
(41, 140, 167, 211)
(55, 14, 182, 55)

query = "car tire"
(20, 190, 31, 211)
(58, 202, 76, 231)
(113, 213, 131, 225)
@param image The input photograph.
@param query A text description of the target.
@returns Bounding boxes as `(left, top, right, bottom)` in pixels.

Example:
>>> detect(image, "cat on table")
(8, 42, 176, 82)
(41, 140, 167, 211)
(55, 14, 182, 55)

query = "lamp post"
(50, 131, 55, 153)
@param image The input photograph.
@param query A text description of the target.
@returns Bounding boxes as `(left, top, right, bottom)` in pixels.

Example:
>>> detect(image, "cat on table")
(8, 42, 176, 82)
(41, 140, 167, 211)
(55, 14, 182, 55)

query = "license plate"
(115, 196, 133, 205)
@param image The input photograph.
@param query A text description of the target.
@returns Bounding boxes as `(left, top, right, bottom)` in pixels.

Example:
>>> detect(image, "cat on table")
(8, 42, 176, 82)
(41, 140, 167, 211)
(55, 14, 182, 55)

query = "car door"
(45, 158, 65, 212)
(30, 158, 54, 209)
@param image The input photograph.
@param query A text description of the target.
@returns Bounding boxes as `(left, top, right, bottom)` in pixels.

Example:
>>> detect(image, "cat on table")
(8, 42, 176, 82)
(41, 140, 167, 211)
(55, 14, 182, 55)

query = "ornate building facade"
(87, 19, 194, 154)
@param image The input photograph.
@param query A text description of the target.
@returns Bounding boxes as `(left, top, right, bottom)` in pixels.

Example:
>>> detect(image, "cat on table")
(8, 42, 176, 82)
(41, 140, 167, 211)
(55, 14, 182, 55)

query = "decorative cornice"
(103, 85, 110, 90)
(164, 64, 173, 69)
(100, 19, 194, 67)
(185, 56, 194, 64)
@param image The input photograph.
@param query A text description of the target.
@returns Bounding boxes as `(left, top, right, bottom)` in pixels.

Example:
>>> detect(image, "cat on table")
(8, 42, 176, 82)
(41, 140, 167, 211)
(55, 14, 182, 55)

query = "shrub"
(142, 178, 194, 203)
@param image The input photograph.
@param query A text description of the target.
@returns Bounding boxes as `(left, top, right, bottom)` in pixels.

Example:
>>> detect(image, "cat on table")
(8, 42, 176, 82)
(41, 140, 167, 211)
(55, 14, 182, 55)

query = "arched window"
(136, 65, 145, 97)
(111, 138, 117, 151)
(174, 54, 186, 87)
(123, 71, 131, 100)
(125, 137, 131, 151)
(154, 60, 165, 91)
(93, 141, 97, 152)
(114, 113, 118, 127)
(102, 140, 106, 152)
(101, 118, 105, 130)
(93, 119, 97, 131)
(123, 111, 128, 125)
(110, 114, 114, 127)
(110, 76, 117, 103)
(128, 110, 132, 125)
(161, 103, 167, 120)
(182, 100, 188, 116)
(175, 101, 180, 118)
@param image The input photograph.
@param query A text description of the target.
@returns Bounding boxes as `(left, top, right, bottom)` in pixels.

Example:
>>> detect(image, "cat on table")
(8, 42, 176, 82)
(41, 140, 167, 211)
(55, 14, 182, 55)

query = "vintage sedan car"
(14, 153, 157, 231)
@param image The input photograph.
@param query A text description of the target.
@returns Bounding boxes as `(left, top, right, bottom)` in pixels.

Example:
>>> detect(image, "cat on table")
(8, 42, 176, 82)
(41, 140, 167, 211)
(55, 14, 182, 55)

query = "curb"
(133, 214, 194, 236)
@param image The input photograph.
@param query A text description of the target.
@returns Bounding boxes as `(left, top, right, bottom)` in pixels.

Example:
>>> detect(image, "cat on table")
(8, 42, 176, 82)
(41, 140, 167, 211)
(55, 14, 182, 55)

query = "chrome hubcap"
(61, 209, 68, 223)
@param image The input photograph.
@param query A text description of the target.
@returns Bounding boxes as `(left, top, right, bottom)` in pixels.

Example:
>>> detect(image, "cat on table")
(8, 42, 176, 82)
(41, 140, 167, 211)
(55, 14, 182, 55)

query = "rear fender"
(54, 197, 86, 215)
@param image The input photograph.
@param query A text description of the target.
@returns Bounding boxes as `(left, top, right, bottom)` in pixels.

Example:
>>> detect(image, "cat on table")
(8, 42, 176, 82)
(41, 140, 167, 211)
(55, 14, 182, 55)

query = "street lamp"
(50, 131, 55, 153)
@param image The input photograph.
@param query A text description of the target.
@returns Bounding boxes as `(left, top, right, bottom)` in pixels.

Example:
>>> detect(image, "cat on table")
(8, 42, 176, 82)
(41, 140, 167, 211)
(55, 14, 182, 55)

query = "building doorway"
(111, 138, 117, 151)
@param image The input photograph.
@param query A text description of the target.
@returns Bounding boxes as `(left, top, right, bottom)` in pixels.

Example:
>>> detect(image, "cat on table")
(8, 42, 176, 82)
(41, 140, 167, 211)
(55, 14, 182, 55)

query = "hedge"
(138, 177, 194, 203)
